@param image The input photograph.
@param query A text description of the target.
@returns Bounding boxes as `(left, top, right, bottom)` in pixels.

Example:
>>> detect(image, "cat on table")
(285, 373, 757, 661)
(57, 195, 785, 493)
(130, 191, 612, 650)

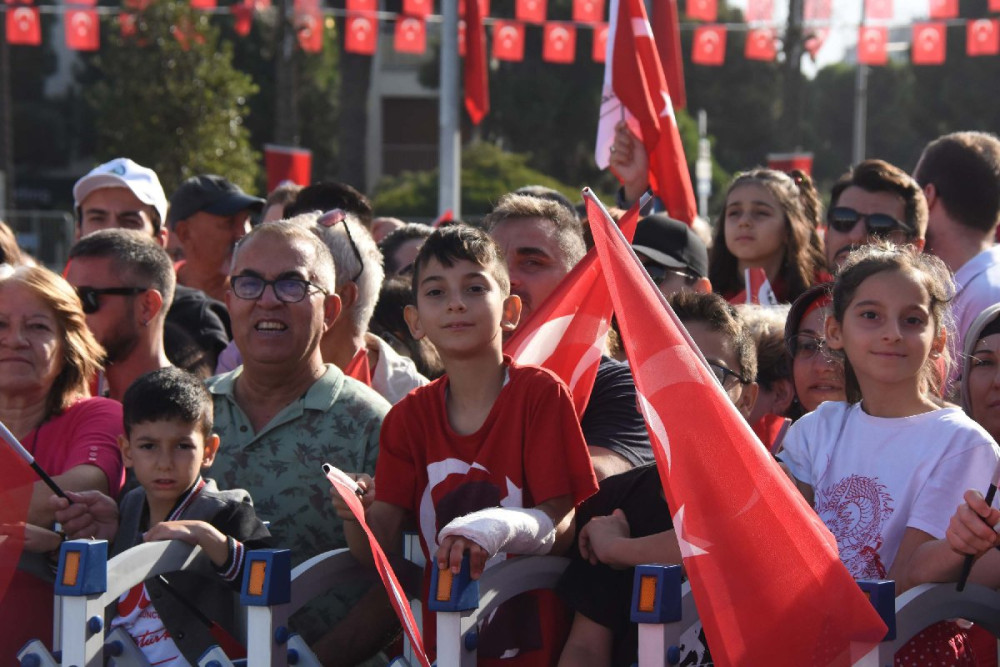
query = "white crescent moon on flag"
(672, 504, 710, 558)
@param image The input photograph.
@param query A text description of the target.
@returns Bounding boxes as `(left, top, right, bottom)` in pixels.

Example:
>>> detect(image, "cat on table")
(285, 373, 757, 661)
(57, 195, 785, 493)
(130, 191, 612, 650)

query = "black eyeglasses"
(827, 207, 914, 238)
(75, 286, 148, 315)
(229, 275, 329, 303)
(319, 209, 364, 283)
(642, 263, 697, 286)
(708, 361, 744, 390)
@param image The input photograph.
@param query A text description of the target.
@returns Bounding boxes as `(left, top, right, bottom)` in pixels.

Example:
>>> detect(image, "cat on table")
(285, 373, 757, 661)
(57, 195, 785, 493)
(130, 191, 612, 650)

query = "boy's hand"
(330, 472, 374, 521)
(578, 509, 631, 568)
(946, 489, 1000, 557)
(436, 535, 489, 580)
(145, 520, 230, 567)
(49, 490, 119, 541)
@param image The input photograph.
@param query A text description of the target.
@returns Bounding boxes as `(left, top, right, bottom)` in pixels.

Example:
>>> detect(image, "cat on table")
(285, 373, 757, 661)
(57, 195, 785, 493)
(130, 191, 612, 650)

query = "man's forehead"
(492, 216, 559, 249)
(66, 255, 115, 281)
(232, 234, 313, 274)
(80, 186, 146, 210)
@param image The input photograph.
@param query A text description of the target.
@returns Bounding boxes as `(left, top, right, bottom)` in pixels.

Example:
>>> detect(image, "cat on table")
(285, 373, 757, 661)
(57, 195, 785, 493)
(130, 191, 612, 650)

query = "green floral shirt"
(206, 363, 389, 641)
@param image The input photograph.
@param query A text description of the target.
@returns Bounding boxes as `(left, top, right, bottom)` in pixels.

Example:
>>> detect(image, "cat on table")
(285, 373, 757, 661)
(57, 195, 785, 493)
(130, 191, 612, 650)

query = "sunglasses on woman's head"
(75, 286, 148, 315)
(827, 207, 914, 238)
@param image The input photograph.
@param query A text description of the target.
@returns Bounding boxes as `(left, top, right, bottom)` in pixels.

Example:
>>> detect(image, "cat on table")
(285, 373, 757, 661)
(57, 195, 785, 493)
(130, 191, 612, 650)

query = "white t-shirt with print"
(109, 583, 188, 666)
(781, 401, 1000, 579)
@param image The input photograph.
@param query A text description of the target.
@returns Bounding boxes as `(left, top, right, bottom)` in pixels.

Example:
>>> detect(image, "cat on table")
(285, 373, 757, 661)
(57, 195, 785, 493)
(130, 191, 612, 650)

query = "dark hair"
(411, 224, 510, 296)
(669, 291, 758, 383)
(512, 185, 579, 221)
(914, 131, 1000, 234)
(379, 223, 433, 275)
(709, 168, 826, 303)
(829, 159, 928, 238)
(283, 181, 374, 228)
(0, 221, 22, 266)
(69, 229, 176, 306)
(370, 277, 444, 379)
(122, 367, 214, 439)
(831, 243, 953, 403)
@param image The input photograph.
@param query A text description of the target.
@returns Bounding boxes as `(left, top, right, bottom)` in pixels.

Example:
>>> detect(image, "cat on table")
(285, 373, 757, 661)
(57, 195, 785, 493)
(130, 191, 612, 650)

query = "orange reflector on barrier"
(436, 568, 454, 602)
(247, 560, 267, 596)
(638, 574, 658, 613)
(61, 551, 81, 587)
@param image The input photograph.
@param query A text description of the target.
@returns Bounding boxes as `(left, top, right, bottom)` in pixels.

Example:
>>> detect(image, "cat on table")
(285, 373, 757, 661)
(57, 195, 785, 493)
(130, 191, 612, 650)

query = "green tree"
(86, 0, 259, 194)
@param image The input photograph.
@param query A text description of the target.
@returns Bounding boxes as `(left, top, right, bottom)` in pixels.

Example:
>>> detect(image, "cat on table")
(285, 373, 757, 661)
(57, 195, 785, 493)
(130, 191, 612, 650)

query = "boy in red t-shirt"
(332, 224, 598, 665)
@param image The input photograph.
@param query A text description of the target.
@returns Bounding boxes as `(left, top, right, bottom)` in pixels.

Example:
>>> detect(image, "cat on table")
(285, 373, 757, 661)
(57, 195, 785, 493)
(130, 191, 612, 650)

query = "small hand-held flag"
(323, 464, 431, 667)
(583, 188, 887, 665)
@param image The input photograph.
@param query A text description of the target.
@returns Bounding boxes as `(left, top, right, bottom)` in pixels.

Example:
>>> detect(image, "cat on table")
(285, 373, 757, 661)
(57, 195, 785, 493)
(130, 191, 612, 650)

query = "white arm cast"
(437, 506, 556, 557)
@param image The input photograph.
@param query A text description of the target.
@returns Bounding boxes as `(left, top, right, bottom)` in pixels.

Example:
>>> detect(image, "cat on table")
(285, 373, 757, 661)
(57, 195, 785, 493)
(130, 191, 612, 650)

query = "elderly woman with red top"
(0, 263, 125, 661)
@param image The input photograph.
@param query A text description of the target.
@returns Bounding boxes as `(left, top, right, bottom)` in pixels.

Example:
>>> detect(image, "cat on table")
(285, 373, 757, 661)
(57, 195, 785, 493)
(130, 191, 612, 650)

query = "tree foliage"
(86, 0, 259, 194)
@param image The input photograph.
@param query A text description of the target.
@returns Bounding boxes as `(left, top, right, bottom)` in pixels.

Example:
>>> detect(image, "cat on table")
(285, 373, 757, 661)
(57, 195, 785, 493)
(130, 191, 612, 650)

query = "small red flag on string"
(346, 0, 375, 10)
(967, 19, 1000, 56)
(6, 6, 41, 46)
(542, 22, 576, 63)
(65, 9, 100, 50)
(592, 21, 608, 62)
(745, 0, 772, 22)
(912, 22, 946, 65)
(463, 0, 488, 124)
(865, 0, 892, 21)
(572, 0, 603, 24)
(296, 8, 323, 52)
(686, 0, 716, 22)
(394, 16, 426, 54)
(403, 0, 431, 18)
(515, 0, 546, 24)
(345, 13, 377, 54)
(857, 25, 888, 65)
(232, 0, 253, 36)
(493, 20, 525, 61)
(692, 24, 726, 65)
(190, 0, 217, 10)
(928, 0, 958, 19)
(745, 27, 776, 61)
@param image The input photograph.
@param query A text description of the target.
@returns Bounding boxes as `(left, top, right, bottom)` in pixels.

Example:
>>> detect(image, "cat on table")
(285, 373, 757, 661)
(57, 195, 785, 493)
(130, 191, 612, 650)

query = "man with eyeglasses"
(914, 132, 1000, 373)
(825, 159, 928, 272)
(632, 213, 712, 298)
(168, 174, 265, 303)
(205, 221, 390, 652)
(65, 230, 174, 401)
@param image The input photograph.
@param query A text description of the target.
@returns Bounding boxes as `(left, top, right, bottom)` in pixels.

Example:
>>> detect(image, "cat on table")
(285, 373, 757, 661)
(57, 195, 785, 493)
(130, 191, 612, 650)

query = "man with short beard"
(65, 230, 175, 401)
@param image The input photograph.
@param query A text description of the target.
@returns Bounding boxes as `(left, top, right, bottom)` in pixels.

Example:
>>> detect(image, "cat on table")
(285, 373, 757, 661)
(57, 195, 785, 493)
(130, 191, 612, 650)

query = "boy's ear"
(500, 294, 522, 332)
(201, 434, 221, 469)
(403, 304, 425, 341)
(824, 314, 844, 351)
(118, 434, 133, 468)
(737, 381, 760, 421)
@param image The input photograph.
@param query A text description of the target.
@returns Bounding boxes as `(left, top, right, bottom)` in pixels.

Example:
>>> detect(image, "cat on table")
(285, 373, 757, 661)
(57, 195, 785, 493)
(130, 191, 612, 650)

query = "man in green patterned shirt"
(207, 220, 391, 657)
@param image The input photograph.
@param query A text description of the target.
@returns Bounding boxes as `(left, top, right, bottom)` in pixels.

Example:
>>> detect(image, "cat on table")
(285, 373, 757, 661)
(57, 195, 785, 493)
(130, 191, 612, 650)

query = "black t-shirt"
(580, 357, 654, 466)
(556, 463, 672, 667)
(165, 285, 232, 371)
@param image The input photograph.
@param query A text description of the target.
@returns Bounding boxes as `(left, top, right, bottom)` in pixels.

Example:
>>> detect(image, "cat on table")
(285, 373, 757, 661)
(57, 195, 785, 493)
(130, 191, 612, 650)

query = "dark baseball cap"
(167, 175, 265, 230)
(632, 214, 708, 279)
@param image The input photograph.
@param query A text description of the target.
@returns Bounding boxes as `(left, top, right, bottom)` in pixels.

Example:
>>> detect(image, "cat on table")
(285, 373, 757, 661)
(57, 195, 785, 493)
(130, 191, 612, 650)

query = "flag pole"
(0, 421, 68, 499)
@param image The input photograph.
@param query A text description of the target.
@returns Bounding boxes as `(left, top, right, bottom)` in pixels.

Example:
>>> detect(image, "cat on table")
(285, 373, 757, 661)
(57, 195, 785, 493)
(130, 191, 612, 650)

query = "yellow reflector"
(638, 575, 658, 613)
(436, 569, 453, 602)
(62, 551, 81, 587)
(247, 560, 267, 596)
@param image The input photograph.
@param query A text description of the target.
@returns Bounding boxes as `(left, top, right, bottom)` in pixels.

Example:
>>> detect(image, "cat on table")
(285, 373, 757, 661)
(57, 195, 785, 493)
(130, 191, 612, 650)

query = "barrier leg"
(631, 565, 683, 667)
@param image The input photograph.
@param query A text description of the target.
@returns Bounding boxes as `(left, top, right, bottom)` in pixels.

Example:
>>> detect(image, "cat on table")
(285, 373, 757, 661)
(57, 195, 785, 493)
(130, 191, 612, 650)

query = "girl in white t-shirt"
(781, 243, 1000, 665)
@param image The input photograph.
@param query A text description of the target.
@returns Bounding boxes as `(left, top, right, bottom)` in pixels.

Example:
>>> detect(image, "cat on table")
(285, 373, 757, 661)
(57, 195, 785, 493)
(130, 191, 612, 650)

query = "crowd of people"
(2, 126, 1000, 667)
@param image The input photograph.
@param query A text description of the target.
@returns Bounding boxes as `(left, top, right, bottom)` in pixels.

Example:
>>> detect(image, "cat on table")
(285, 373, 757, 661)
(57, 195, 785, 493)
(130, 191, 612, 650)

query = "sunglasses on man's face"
(75, 286, 148, 315)
(827, 207, 914, 238)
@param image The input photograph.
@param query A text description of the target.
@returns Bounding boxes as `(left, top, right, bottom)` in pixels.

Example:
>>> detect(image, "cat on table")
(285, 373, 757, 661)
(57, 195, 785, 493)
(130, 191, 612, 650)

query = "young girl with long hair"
(780, 243, 1000, 664)
(709, 168, 827, 303)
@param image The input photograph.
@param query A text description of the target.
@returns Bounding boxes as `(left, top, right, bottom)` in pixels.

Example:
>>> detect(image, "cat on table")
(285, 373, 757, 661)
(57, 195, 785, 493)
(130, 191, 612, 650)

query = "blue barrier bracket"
(428, 554, 479, 612)
(241, 549, 292, 606)
(630, 564, 683, 624)
(858, 579, 896, 641)
(54, 540, 108, 596)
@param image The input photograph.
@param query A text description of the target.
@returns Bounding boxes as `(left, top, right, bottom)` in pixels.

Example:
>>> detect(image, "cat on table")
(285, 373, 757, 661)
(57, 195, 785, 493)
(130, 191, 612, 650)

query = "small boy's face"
(685, 321, 758, 420)
(120, 418, 220, 508)
(404, 257, 520, 359)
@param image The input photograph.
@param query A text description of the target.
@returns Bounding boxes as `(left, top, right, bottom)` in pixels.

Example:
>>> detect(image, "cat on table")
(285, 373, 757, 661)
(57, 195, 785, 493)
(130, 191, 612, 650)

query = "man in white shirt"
(914, 131, 1000, 381)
